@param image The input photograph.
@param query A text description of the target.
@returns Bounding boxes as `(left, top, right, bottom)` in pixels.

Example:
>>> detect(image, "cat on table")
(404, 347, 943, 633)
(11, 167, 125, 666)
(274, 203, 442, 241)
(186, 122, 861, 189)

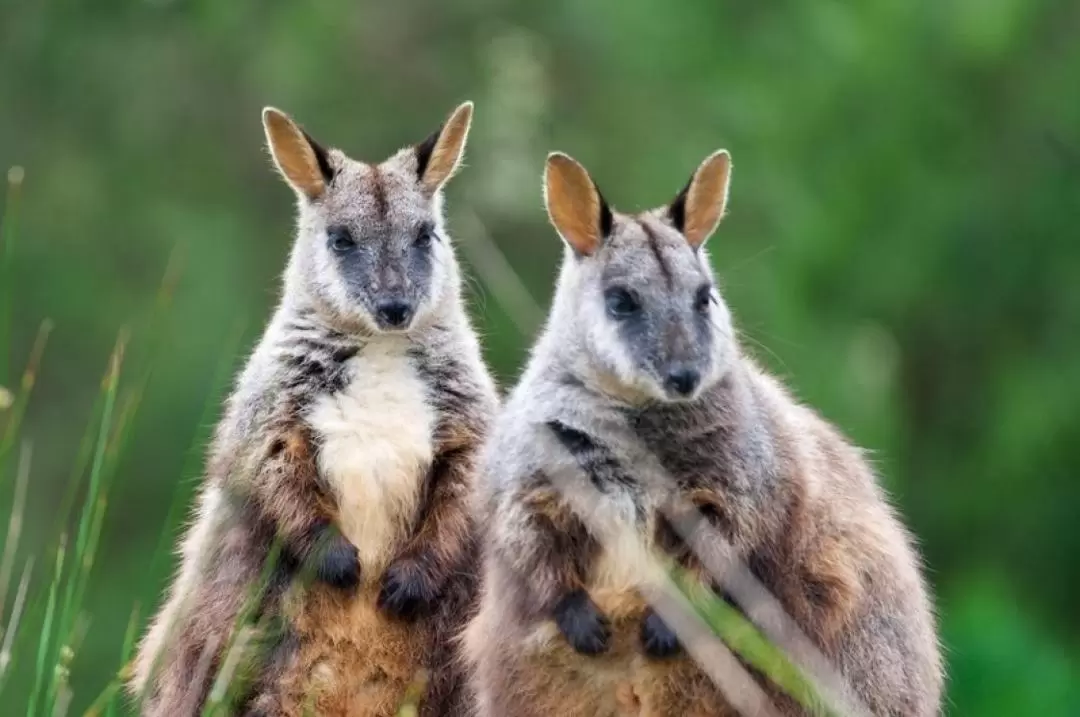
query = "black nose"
(665, 368, 700, 397)
(375, 299, 413, 329)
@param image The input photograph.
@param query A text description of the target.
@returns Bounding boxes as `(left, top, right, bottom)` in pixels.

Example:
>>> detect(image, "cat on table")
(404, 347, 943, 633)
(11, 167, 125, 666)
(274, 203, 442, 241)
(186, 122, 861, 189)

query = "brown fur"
(253, 430, 486, 716)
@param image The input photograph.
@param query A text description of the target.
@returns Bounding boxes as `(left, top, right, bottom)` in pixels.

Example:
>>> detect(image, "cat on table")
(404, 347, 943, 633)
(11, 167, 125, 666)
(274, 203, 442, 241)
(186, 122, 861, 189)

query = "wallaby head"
(262, 102, 474, 333)
(542, 150, 735, 402)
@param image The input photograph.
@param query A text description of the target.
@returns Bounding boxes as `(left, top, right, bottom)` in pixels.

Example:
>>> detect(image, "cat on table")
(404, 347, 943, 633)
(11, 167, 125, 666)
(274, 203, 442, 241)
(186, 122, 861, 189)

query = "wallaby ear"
(262, 107, 335, 201)
(543, 152, 613, 257)
(669, 150, 731, 249)
(415, 101, 474, 192)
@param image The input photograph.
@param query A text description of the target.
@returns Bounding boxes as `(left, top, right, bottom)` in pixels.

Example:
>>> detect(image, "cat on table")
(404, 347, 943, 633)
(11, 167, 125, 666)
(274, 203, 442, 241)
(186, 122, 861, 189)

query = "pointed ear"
(669, 150, 731, 249)
(262, 107, 334, 201)
(415, 101, 473, 192)
(543, 152, 613, 257)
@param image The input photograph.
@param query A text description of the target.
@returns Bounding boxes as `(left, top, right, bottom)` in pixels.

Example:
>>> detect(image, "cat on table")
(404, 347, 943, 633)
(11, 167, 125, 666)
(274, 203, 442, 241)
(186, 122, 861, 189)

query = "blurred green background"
(2, 0, 1079, 714)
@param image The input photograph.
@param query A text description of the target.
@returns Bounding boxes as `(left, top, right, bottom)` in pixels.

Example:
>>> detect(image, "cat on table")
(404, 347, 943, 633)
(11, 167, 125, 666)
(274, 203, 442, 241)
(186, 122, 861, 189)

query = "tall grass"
(0, 165, 192, 716)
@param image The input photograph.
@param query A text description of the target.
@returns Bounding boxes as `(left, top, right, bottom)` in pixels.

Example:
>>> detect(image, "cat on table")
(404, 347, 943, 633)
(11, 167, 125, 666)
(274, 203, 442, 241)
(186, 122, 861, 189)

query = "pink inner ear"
(545, 155, 603, 256)
(684, 153, 730, 248)
(265, 111, 327, 199)
(421, 103, 473, 191)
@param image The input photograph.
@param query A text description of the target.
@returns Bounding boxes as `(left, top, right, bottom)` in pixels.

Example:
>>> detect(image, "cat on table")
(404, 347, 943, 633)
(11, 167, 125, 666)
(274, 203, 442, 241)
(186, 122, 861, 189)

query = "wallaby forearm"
(492, 482, 597, 621)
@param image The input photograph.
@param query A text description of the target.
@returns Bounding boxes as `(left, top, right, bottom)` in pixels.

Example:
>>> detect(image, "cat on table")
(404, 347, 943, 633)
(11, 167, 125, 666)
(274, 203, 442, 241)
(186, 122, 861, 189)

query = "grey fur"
(466, 153, 943, 716)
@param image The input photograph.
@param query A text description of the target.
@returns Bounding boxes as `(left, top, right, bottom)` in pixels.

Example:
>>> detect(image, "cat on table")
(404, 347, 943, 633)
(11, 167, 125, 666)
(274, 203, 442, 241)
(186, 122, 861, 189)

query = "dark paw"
(641, 609, 681, 658)
(315, 532, 361, 590)
(553, 589, 610, 656)
(378, 557, 438, 620)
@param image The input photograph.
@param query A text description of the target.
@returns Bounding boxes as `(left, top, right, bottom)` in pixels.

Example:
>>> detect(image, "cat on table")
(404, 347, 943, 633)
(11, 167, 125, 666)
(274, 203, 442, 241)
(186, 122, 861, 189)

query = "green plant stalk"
(54, 246, 182, 545)
(51, 391, 104, 543)
(672, 569, 836, 717)
(0, 166, 25, 386)
(396, 669, 429, 717)
(0, 320, 52, 485)
(27, 536, 66, 717)
(0, 559, 34, 699)
(51, 252, 184, 710)
(200, 541, 284, 717)
(47, 334, 126, 714)
(97, 603, 141, 717)
(71, 332, 126, 567)
(70, 389, 141, 620)
(0, 441, 31, 620)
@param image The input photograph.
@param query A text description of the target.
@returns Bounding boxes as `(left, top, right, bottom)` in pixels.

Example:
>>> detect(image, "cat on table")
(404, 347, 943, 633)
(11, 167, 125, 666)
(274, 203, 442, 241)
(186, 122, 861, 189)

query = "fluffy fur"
(131, 103, 497, 716)
(465, 151, 943, 716)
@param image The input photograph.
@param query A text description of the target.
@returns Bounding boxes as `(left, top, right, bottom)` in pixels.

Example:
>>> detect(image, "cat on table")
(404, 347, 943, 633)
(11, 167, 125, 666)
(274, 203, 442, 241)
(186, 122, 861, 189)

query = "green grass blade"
(0, 559, 34, 698)
(50, 248, 181, 550)
(82, 603, 141, 717)
(0, 441, 31, 615)
(48, 334, 127, 713)
(71, 332, 127, 569)
(396, 669, 429, 717)
(673, 569, 837, 717)
(200, 541, 284, 717)
(0, 166, 25, 386)
(0, 320, 52, 485)
(50, 392, 104, 547)
(27, 536, 66, 717)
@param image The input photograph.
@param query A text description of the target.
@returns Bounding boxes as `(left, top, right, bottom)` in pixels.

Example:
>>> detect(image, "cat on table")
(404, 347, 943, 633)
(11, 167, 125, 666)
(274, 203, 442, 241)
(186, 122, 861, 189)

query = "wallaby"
(464, 150, 942, 716)
(130, 102, 497, 716)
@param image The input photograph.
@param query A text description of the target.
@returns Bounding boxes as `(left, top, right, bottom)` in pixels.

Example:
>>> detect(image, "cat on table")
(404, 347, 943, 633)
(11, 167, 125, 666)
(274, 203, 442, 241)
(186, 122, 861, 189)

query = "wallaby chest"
(306, 339, 436, 575)
(541, 417, 663, 606)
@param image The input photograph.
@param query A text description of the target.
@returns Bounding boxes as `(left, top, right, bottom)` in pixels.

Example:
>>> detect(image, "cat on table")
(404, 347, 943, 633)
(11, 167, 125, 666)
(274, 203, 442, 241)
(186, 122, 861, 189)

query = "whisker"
(720, 244, 777, 276)
(737, 327, 793, 377)
(708, 311, 792, 377)
(743, 323, 803, 351)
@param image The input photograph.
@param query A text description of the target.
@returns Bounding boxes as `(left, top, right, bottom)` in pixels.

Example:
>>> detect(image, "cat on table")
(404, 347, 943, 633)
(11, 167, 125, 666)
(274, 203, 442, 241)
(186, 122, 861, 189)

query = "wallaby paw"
(554, 589, 610, 656)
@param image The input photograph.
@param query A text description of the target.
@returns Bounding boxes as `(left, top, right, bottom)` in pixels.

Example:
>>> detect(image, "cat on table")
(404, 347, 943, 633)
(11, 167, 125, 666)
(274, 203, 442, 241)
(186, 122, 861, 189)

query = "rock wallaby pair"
(130, 102, 943, 716)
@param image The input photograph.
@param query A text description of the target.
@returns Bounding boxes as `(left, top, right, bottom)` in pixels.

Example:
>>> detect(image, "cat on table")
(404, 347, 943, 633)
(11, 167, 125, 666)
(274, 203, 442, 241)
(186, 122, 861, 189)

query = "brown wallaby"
(464, 150, 942, 716)
(130, 102, 497, 716)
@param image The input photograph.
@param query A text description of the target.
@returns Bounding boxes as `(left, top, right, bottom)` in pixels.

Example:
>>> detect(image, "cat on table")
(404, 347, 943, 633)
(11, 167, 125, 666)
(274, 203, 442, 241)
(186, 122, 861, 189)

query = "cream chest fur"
(306, 337, 435, 576)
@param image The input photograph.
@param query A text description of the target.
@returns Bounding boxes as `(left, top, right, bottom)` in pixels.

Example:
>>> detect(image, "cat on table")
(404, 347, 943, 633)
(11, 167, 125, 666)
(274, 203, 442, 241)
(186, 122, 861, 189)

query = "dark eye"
(604, 287, 641, 319)
(328, 227, 356, 253)
(695, 285, 713, 314)
(414, 226, 435, 250)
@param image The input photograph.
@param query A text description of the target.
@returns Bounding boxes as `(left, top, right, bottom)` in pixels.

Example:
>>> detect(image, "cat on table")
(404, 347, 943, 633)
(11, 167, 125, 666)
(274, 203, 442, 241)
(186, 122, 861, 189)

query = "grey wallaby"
(465, 150, 942, 716)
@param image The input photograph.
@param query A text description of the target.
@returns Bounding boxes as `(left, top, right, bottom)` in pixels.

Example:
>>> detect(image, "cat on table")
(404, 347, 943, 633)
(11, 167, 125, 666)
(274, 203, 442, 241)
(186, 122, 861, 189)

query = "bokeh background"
(2, 0, 1079, 714)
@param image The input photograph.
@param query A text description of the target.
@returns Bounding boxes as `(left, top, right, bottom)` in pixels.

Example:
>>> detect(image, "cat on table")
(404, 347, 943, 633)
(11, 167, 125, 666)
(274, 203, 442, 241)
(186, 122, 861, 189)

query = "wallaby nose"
(375, 299, 413, 329)
(664, 368, 701, 398)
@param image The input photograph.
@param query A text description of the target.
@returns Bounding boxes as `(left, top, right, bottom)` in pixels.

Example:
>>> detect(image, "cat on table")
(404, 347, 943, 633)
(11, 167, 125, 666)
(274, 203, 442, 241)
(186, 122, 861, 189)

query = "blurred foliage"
(1, 0, 1079, 713)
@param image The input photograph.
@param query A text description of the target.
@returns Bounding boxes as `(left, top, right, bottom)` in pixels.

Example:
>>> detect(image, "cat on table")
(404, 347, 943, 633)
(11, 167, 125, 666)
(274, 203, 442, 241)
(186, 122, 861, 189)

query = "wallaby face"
(263, 102, 473, 332)
(543, 151, 734, 402)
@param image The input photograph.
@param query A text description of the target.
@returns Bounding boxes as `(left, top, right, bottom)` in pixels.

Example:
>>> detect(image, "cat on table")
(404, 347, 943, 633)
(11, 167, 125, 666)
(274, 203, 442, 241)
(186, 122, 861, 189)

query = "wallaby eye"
(604, 287, 641, 319)
(414, 225, 435, 250)
(695, 285, 713, 314)
(328, 227, 356, 253)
